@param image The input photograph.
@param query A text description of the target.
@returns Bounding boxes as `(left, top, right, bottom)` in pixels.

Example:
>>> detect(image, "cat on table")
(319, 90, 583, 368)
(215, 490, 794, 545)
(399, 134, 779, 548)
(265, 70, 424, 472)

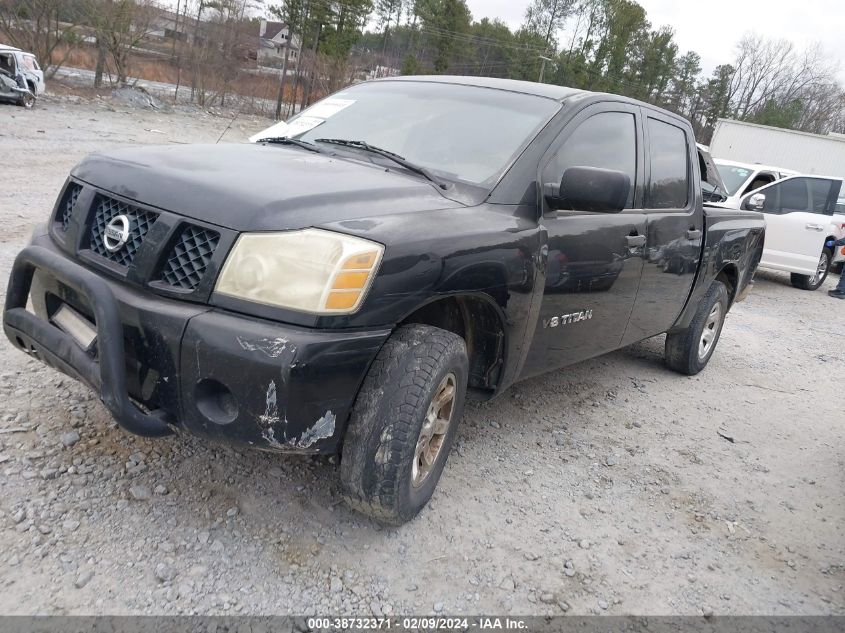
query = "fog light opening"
(195, 378, 239, 425)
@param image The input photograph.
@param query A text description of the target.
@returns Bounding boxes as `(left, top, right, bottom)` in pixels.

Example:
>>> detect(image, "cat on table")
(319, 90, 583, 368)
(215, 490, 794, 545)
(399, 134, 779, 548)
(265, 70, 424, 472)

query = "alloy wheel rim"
(812, 253, 828, 286)
(698, 303, 722, 361)
(412, 373, 456, 488)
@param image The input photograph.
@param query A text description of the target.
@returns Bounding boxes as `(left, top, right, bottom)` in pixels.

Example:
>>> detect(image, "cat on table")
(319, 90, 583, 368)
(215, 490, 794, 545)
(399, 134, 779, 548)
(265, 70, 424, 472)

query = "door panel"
(520, 104, 646, 378)
(754, 177, 841, 275)
(623, 114, 700, 345)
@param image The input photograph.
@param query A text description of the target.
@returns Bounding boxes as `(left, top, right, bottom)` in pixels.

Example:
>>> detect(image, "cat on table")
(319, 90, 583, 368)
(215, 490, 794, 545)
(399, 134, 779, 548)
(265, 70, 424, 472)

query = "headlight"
(215, 228, 384, 314)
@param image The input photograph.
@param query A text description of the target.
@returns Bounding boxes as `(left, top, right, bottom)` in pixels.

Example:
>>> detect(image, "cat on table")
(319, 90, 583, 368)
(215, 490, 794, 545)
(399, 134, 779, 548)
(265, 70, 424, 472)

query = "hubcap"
(811, 253, 828, 286)
(698, 303, 722, 361)
(412, 373, 456, 488)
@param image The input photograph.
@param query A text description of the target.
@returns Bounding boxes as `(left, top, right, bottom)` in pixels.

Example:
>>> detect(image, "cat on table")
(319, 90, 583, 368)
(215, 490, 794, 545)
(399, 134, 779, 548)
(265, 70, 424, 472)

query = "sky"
(464, 0, 845, 82)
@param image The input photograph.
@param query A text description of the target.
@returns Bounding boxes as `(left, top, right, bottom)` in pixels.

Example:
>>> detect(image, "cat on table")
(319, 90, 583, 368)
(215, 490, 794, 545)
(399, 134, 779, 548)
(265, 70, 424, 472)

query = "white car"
(714, 159, 798, 208)
(737, 175, 845, 290)
(0, 44, 46, 98)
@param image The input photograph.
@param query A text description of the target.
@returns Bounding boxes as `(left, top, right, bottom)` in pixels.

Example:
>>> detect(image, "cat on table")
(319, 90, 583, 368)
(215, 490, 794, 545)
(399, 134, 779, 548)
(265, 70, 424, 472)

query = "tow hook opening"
(195, 378, 239, 425)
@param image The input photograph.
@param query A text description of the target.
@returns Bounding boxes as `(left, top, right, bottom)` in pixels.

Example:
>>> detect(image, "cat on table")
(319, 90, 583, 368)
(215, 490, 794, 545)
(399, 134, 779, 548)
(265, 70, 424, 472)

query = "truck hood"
(70, 143, 465, 232)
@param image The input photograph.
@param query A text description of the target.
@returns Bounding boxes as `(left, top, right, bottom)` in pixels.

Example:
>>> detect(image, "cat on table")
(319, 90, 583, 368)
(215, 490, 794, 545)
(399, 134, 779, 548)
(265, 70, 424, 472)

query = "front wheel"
(791, 248, 832, 291)
(17, 91, 35, 109)
(665, 281, 729, 375)
(340, 324, 468, 525)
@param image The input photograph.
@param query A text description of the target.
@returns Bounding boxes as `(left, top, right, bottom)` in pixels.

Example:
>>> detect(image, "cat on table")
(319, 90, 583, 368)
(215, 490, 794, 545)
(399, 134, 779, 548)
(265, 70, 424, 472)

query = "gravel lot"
(0, 92, 843, 617)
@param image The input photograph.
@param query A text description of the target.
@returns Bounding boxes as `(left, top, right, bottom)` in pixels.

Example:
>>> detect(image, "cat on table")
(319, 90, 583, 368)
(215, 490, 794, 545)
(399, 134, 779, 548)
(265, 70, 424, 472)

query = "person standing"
(830, 237, 845, 299)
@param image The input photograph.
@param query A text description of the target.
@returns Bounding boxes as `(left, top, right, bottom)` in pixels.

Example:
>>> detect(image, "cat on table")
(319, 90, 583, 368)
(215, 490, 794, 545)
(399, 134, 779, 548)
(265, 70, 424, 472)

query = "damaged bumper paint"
(3, 237, 391, 454)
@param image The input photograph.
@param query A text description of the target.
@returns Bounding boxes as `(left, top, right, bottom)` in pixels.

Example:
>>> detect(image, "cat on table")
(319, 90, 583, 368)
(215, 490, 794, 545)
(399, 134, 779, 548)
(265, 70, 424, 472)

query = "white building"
(258, 20, 300, 68)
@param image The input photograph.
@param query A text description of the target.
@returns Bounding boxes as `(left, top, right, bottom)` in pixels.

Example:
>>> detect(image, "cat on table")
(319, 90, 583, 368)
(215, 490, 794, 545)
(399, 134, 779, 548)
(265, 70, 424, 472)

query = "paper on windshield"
(305, 98, 355, 119)
(248, 99, 355, 143)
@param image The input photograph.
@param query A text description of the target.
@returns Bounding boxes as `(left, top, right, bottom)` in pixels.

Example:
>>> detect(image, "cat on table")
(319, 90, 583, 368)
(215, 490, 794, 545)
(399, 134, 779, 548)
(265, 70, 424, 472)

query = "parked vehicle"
(0, 44, 45, 108)
(738, 175, 844, 290)
(713, 159, 798, 208)
(711, 119, 845, 272)
(2, 76, 765, 524)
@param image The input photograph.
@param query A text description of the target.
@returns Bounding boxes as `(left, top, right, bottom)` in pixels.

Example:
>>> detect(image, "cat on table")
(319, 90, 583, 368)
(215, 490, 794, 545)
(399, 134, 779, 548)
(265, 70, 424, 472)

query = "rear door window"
(646, 118, 689, 209)
(807, 179, 836, 214)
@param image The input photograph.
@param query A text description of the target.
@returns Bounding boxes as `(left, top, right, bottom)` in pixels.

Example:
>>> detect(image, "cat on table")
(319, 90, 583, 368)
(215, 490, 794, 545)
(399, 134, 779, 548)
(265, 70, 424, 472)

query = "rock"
(539, 593, 556, 604)
(558, 600, 570, 612)
(129, 485, 152, 500)
(62, 519, 81, 532)
(489, 420, 501, 429)
(154, 562, 178, 583)
(60, 431, 80, 447)
(226, 506, 238, 517)
(330, 577, 343, 594)
(38, 524, 52, 534)
(197, 531, 210, 545)
(579, 539, 591, 549)
(523, 551, 540, 561)
(75, 569, 94, 588)
(154, 484, 168, 496)
(41, 468, 60, 480)
(433, 602, 444, 613)
(564, 568, 576, 577)
(498, 576, 515, 591)
(598, 599, 609, 610)
(11, 508, 26, 524)
(605, 455, 617, 466)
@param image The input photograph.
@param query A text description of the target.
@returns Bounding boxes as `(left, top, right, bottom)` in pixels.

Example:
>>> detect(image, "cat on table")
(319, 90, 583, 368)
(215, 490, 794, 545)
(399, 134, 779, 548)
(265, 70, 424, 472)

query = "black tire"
(790, 248, 832, 291)
(17, 91, 34, 109)
(340, 324, 468, 525)
(665, 281, 729, 376)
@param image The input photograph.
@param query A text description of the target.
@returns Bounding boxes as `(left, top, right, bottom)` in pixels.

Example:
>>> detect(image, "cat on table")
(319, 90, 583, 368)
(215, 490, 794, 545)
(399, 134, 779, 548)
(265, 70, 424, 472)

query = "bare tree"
(0, 0, 81, 77)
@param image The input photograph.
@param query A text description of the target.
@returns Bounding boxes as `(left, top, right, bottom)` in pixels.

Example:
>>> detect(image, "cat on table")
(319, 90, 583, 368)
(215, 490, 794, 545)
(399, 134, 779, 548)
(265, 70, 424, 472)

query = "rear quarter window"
(647, 118, 689, 209)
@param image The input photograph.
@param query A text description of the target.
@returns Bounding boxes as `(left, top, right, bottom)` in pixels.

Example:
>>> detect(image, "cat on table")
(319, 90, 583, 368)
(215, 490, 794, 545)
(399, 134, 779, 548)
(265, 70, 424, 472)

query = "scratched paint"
(296, 410, 336, 448)
(237, 336, 290, 358)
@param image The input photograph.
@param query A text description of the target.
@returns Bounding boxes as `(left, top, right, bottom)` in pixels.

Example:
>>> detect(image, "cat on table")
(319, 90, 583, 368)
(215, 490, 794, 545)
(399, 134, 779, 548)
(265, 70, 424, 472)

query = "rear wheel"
(340, 324, 468, 525)
(790, 248, 831, 291)
(665, 281, 729, 375)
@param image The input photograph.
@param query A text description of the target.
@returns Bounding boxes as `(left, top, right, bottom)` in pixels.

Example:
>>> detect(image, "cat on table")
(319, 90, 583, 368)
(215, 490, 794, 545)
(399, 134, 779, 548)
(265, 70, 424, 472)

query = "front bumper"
(3, 238, 391, 453)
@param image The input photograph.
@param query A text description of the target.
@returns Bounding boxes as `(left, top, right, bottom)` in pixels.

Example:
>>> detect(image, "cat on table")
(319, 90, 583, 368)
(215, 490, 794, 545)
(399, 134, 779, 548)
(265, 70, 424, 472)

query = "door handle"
(686, 229, 702, 239)
(626, 234, 646, 247)
(805, 223, 824, 231)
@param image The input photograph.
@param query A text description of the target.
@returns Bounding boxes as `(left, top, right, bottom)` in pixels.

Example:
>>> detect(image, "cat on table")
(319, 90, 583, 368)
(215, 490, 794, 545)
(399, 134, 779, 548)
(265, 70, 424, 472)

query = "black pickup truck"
(3, 76, 764, 524)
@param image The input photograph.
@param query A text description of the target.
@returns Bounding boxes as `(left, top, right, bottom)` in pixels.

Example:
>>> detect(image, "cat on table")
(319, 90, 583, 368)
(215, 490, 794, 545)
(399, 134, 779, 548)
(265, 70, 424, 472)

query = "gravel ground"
(0, 93, 843, 617)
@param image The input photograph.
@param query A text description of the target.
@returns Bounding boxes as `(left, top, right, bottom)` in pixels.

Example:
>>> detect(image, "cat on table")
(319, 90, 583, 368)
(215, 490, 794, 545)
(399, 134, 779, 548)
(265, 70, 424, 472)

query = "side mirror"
(547, 166, 630, 213)
(745, 192, 766, 211)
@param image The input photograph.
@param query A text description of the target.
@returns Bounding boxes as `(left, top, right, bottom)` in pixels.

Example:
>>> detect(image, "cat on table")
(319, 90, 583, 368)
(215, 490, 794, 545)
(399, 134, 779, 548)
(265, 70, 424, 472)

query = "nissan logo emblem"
(103, 214, 130, 252)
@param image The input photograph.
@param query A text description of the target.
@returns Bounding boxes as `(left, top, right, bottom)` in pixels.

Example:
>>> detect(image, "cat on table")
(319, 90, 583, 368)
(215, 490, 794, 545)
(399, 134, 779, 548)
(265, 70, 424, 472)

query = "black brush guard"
(3, 245, 174, 437)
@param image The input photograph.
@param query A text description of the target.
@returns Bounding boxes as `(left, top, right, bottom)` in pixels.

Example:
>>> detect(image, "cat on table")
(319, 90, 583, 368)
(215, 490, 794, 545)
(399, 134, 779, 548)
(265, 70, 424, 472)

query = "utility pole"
(538, 55, 552, 83)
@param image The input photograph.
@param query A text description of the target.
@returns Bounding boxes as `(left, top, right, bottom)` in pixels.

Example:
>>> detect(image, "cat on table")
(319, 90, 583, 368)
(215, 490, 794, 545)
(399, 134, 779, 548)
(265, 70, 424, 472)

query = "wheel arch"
(715, 264, 739, 306)
(398, 293, 506, 398)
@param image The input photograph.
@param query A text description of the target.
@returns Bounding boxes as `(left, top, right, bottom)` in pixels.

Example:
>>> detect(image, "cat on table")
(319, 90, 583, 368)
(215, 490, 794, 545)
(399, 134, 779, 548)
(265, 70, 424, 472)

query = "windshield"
(252, 81, 560, 186)
(715, 164, 753, 195)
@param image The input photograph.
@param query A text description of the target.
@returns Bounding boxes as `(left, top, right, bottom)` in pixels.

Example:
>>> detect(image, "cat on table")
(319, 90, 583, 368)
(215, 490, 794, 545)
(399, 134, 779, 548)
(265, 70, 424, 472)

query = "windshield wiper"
(256, 137, 323, 153)
(315, 138, 448, 190)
